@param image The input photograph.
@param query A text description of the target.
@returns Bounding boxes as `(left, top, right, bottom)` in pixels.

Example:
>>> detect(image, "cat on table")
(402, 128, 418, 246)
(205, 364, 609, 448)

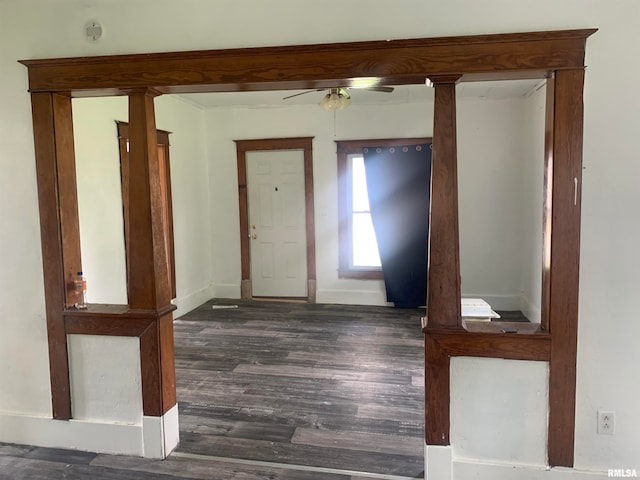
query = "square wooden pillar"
(427, 76, 463, 330)
(127, 89, 176, 418)
(545, 69, 585, 468)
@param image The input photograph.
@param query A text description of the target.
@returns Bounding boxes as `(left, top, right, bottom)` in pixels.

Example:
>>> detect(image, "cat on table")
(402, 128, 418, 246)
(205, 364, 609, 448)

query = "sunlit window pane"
(352, 212, 381, 267)
(351, 155, 370, 212)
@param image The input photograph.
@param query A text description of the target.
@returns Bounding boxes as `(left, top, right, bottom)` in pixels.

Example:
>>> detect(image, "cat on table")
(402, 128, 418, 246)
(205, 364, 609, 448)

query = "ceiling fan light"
(319, 89, 352, 110)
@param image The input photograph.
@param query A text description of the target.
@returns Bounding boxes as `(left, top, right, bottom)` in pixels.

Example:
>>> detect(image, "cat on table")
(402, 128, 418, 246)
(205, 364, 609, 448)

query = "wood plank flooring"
(174, 299, 426, 478)
(0, 299, 426, 479)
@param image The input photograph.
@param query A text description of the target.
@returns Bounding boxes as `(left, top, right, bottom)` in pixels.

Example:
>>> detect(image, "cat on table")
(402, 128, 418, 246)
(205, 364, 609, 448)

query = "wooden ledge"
(63, 302, 176, 318)
(425, 324, 551, 362)
(63, 303, 177, 336)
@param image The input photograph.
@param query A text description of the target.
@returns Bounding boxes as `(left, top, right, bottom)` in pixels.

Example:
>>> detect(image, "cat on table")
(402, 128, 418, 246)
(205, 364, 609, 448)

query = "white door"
(246, 150, 308, 297)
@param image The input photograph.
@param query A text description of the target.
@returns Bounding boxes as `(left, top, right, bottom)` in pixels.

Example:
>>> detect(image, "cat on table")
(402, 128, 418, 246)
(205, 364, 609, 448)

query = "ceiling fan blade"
(363, 86, 395, 93)
(282, 89, 324, 100)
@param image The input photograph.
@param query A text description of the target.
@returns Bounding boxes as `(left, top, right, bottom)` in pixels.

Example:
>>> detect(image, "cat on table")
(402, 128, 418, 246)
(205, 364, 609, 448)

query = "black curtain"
(363, 144, 431, 308)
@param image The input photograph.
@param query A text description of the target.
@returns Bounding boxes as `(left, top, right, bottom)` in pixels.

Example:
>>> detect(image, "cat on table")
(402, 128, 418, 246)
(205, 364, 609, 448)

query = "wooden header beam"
(20, 29, 596, 95)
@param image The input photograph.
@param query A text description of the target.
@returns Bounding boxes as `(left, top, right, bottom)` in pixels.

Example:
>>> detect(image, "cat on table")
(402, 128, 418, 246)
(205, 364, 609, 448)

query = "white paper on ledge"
(461, 298, 501, 319)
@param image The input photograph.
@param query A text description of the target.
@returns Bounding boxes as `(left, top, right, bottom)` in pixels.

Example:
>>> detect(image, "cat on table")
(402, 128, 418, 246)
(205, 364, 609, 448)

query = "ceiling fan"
(283, 86, 395, 110)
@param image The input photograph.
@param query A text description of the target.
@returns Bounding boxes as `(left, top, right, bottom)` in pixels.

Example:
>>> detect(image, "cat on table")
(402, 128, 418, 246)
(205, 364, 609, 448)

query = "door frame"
(235, 137, 316, 302)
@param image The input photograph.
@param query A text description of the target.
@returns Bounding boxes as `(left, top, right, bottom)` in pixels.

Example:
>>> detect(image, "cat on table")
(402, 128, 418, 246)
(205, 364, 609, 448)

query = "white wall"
(451, 357, 549, 466)
(1, 0, 639, 475)
(207, 99, 530, 308)
(73, 95, 212, 316)
(73, 97, 129, 305)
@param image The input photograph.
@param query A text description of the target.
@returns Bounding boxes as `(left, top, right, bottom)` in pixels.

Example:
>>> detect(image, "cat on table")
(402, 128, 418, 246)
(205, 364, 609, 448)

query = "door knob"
(250, 233, 257, 239)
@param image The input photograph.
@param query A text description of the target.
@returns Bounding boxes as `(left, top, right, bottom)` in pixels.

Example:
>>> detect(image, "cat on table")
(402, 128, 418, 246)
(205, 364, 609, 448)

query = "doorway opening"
(235, 137, 316, 303)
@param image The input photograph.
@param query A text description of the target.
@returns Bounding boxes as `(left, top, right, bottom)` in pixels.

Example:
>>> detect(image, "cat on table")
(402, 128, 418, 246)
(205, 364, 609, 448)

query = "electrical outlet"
(598, 410, 615, 435)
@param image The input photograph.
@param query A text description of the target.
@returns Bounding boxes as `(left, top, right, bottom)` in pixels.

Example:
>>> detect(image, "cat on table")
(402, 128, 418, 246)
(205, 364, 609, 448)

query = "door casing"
(235, 137, 316, 302)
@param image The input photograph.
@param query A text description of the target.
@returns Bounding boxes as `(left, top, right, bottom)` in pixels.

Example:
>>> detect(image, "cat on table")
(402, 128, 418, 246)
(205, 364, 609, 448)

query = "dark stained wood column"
(127, 89, 171, 311)
(30, 92, 83, 419)
(127, 89, 176, 416)
(427, 76, 463, 329)
(425, 335, 450, 445)
(545, 69, 585, 468)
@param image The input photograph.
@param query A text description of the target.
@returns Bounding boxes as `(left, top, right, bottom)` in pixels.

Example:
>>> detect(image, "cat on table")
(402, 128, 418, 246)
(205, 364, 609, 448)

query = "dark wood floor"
(0, 299, 426, 480)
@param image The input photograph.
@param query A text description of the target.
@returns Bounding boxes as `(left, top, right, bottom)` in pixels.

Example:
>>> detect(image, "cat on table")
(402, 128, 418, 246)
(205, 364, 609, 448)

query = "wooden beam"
(427, 329, 551, 361)
(20, 30, 596, 94)
(425, 335, 450, 445)
(127, 90, 177, 417)
(547, 69, 585, 468)
(51, 94, 83, 309)
(30, 93, 73, 419)
(427, 76, 463, 329)
(127, 90, 171, 310)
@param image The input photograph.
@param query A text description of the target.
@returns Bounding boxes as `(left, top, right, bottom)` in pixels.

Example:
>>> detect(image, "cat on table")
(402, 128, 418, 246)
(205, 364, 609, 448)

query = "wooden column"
(425, 335, 450, 445)
(127, 89, 176, 416)
(427, 76, 463, 329)
(30, 92, 82, 419)
(545, 69, 585, 467)
(127, 90, 171, 310)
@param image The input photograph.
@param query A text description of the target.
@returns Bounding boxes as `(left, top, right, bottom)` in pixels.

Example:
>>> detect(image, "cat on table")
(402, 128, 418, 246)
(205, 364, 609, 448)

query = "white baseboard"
(0, 406, 180, 459)
(424, 444, 607, 480)
(210, 282, 241, 299)
(172, 285, 215, 318)
(519, 294, 542, 323)
(426, 445, 452, 479)
(316, 288, 391, 306)
(142, 404, 180, 459)
(453, 459, 607, 479)
(0, 412, 143, 456)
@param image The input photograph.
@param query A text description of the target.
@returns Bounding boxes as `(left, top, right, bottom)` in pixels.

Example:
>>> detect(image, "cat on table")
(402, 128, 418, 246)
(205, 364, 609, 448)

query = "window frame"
(336, 138, 431, 280)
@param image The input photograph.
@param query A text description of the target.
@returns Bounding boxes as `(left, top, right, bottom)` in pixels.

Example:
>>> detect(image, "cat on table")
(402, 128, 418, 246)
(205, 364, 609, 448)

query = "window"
(336, 138, 430, 279)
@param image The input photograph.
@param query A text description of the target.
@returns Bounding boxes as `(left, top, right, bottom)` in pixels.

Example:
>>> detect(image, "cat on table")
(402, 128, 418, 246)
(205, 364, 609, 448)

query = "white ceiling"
(178, 79, 544, 109)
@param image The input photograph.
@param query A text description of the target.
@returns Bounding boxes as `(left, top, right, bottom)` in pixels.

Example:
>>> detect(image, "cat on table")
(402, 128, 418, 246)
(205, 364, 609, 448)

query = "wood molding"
(425, 327, 552, 446)
(426, 329, 551, 362)
(428, 82, 462, 328)
(51, 94, 83, 309)
(117, 121, 176, 299)
(425, 334, 450, 445)
(30, 92, 72, 420)
(63, 303, 177, 416)
(546, 69, 585, 468)
(127, 90, 172, 310)
(20, 29, 596, 95)
(235, 137, 316, 301)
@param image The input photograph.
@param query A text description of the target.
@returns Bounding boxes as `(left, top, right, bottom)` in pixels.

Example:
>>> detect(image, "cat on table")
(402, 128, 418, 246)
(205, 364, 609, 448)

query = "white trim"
(425, 444, 452, 480)
(519, 293, 542, 323)
(316, 288, 391, 306)
(0, 406, 180, 459)
(453, 459, 607, 479)
(172, 284, 215, 318)
(143, 404, 180, 459)
(210, 282, 241, 300)
(172, 451, 417, 480)
(422, 447, 608, 480)
(0, 412, 143, 456)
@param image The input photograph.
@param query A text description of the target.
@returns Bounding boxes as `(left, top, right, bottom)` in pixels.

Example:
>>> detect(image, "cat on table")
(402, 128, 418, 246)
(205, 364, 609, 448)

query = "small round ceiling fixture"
(85, 20, 103, 42)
